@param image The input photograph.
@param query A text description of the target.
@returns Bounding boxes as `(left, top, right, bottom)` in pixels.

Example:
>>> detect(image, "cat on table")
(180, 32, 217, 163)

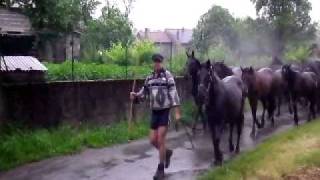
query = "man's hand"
(130, 92, 137, 101)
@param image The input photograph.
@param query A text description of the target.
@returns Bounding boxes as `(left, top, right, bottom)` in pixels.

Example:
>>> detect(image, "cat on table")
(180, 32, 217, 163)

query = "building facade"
(136, 28, 193, 59)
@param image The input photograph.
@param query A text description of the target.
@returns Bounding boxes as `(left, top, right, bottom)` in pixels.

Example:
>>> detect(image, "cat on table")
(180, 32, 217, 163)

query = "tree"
(251, 0, 317, 57)
(1, 0, 100, 32)
(192, 5, 238, 55)
(81, 3, 133, 60)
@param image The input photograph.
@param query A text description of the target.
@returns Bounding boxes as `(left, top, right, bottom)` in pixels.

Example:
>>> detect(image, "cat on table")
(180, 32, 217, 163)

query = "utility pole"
(71, 32, 74, 81)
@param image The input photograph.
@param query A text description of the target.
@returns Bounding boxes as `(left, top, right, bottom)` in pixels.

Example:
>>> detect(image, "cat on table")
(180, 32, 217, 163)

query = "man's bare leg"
(150, 129, 158, 149)
(157, 126, 168, 164)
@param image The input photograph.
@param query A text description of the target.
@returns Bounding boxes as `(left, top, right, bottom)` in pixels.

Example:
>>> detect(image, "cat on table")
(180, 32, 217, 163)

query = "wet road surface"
(0, 106, 310, 180)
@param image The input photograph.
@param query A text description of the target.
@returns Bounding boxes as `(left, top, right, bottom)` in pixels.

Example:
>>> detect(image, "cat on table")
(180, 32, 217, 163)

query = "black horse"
(304, 61, 320, 112)
(198, 60, 245, 165)
(282, 64, 318, 125)
(185, 51, 206, 131)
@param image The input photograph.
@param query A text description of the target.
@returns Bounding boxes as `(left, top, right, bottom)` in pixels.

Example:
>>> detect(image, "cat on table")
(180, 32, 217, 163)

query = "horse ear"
(191, 51, 195, 58)
(240, 66, 244, 72)
(249, 66, 254, 72)
(186, 51, 190, 58)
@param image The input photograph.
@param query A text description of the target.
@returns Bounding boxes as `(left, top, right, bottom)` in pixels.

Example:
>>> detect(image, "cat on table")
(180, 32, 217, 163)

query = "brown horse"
(282, 64, 318, 125)
(241, 67, 276, 137)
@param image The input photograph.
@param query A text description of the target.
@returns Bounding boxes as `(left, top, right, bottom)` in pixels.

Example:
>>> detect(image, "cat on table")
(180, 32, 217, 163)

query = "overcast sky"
(96, 0, 320, 30)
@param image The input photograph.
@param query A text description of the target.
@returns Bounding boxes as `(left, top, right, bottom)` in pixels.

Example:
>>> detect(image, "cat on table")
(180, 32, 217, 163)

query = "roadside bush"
(103, 43, 131, 65)
(167, 52, 187, 76)
(285, 45, 311, 63)
(206, 45, 228, 61)
(101, 41, 157, 66)
(131, 40, 157, 65)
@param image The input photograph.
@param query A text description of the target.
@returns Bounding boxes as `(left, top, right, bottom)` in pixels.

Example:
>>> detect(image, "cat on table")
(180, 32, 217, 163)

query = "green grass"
(200, 119, 320, 180)
(0, 120, 149, 171)
(44, 61, 152, 81)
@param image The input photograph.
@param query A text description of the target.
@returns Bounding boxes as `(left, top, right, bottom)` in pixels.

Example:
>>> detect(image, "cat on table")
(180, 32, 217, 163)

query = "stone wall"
(0, 77, 191, 127)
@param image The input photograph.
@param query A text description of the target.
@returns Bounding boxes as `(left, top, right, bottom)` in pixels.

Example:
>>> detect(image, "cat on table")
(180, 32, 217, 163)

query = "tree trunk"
(272, 27, 285, 58)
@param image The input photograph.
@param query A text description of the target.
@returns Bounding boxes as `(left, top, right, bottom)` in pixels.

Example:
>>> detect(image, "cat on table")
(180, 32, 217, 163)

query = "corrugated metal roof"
(0, 56, 47, 72)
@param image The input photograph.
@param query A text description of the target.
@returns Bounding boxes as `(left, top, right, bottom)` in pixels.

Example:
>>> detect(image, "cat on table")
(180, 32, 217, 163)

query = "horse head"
(213, 61, 233, 79)
(185, 50, 201, 78)
(281, 64, 295, 82)
(241, 66, 256, 91)
(198, 60, 219, 100)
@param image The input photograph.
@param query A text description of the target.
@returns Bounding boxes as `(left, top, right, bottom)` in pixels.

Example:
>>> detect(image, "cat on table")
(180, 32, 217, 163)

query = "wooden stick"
(128, 79, 136, 134)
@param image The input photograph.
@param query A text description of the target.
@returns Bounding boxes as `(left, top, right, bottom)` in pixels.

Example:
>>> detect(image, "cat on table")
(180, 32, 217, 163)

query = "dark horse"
(241, 67, 276, 137)
(198, 60, 245, 165)
(272, 68, 293, 116)
(282, 64, 318, 125)
(185, 51, 206, 131)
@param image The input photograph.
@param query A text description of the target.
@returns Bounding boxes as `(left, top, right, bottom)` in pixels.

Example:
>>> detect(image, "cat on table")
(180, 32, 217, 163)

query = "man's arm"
(130, 77, 149, 100)
(166, 71, 182, 121)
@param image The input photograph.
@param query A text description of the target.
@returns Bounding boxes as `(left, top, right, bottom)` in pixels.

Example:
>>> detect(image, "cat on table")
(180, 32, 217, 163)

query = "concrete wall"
(0, 77, 191, 127)
(0, 86, 6, 125)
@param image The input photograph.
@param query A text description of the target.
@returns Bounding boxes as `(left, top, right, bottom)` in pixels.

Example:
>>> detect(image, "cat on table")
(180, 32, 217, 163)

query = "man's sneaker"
(165, 149, 173, 168)
(153, 163, 165, 180)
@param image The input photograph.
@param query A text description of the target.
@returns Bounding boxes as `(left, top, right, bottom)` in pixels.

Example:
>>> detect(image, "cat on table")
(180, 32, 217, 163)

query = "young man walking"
(130, 53, 181, 180)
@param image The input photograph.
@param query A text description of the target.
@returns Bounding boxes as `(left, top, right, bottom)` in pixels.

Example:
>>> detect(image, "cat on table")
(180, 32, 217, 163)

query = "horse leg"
(260, 98, 266, 128)
(309, 96, 316, 121)
(209, 123, 223, 166)
(277, 96, 282, 117)
(192, 105, 200, 134)
(235, 113, 244, 154)
(287, 94, 293, 114)
(292, 95, 299, 126)
(228, 122, 234, 152)
(249, 97, 259, 137)
(200, 107, 207, 131)
(268, 96, 276, 127)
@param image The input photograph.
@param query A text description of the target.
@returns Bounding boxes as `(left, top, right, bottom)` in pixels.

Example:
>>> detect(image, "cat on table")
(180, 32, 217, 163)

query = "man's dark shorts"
(151, 108, 170, 130)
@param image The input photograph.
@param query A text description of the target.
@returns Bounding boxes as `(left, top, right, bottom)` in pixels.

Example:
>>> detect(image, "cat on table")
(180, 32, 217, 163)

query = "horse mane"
(213, 61, 233, 78)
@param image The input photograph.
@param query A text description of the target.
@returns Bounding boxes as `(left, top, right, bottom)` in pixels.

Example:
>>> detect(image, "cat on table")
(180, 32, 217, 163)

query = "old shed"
(0, 8, 81, 62)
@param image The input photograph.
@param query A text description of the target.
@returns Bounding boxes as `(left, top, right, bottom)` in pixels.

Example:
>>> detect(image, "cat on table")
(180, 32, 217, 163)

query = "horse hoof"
(214, 160, 223, 166)
(235, 148, 240, 154)
(250, 132, 256, 138)
(192, 128, 196, 134)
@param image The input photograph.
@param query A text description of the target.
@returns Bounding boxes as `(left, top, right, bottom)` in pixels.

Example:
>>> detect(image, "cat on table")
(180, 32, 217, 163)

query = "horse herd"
(185, 51, 320, 165)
